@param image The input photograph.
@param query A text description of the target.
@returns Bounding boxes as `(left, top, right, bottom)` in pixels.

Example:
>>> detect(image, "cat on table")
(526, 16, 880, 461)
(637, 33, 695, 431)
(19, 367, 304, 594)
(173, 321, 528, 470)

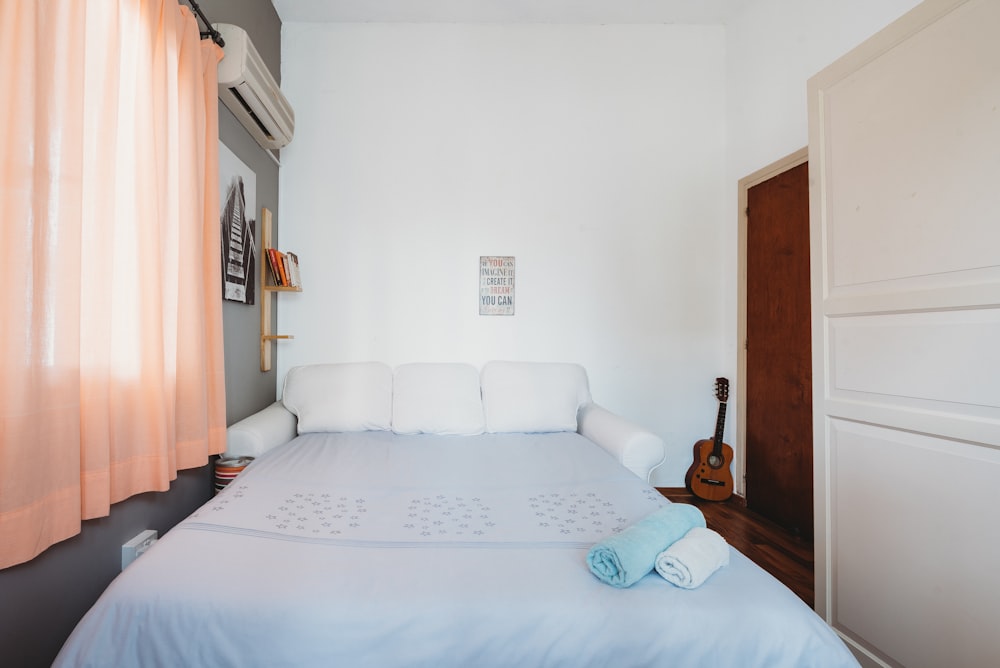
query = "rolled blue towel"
(587, 503, 706, 588)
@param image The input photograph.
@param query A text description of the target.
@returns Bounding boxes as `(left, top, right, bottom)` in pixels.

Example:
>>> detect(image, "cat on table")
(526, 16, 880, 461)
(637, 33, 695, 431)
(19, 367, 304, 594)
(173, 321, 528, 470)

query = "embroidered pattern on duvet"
(187, 481, 668, 547)
(270, 493, 368, 534)
(397, 491, 640, 538)
(527, 492, 630, 536)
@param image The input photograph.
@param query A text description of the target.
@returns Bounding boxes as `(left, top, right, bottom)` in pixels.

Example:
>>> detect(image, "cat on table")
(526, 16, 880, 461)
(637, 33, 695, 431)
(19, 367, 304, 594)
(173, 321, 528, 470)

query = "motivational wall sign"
(479, 256, 515, 316)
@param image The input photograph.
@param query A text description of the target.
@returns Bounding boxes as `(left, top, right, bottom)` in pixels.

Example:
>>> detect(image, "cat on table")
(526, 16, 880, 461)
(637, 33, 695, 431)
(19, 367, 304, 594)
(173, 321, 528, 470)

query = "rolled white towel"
(654, 526, 730, 589)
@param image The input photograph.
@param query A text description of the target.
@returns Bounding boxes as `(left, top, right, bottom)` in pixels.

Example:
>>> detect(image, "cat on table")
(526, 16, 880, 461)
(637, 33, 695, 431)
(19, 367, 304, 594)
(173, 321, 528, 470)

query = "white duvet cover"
(55, 432, 858, 667)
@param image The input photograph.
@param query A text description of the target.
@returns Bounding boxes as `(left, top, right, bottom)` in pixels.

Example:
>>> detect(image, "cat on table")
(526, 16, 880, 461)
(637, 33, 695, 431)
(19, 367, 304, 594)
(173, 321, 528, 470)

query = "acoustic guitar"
(684, 378, 734, 501)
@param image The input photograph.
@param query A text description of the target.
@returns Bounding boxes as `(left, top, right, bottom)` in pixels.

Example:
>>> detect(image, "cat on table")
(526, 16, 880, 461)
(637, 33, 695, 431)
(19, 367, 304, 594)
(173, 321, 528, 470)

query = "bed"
(54, 361, 858, 667)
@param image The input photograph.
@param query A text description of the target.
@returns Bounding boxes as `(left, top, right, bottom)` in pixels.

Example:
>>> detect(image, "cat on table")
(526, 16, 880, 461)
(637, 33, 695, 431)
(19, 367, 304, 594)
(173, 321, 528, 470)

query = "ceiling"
(270, 0, 751, 25)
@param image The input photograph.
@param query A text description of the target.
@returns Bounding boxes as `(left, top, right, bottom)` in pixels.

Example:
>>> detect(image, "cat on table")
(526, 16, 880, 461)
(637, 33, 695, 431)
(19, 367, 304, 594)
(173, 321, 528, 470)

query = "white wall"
(726, 0, 922, 179)
(275, 3, 924, 488)
(278, 23, 727, 485)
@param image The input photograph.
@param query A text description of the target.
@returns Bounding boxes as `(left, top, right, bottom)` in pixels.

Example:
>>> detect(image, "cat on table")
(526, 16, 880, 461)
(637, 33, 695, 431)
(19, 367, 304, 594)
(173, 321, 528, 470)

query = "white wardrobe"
(808, 0, 1000, 666)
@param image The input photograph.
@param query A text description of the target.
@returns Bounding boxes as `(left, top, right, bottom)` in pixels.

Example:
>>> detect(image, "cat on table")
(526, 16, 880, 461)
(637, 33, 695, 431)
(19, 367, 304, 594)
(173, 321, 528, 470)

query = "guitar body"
(685, 377, 734, 501)
(685, 438, 734, 501)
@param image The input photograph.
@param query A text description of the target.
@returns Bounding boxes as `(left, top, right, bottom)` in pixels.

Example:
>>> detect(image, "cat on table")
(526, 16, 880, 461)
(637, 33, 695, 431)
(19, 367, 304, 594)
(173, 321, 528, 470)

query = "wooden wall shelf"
(259, 208, 300, 371)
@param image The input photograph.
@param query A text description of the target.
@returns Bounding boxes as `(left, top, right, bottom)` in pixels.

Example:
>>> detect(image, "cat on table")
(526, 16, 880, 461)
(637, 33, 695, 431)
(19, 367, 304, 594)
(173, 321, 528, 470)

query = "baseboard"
(655, 487, 747, 507)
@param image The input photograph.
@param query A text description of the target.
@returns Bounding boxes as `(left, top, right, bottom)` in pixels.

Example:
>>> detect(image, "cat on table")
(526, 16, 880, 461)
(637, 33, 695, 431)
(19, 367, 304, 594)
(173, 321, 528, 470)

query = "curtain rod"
(186, 0, 225, 47)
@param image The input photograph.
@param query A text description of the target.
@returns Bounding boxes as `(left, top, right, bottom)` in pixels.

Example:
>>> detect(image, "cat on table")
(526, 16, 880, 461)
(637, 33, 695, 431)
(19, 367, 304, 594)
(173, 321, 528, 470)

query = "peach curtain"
(0, 0, 226, 569)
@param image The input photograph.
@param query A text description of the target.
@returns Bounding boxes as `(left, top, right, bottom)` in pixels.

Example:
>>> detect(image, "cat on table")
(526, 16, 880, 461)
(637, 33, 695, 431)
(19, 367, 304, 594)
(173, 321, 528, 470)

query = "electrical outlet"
(121, 529, 158, 571)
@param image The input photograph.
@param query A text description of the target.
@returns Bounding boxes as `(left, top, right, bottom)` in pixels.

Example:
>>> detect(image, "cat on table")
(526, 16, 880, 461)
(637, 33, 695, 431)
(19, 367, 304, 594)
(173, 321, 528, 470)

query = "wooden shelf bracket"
(259, 208, 300, 371)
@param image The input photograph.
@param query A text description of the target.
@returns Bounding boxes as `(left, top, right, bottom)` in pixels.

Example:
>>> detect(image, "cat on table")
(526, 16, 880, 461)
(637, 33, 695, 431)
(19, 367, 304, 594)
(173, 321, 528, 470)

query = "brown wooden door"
(745, 161, 813, 538)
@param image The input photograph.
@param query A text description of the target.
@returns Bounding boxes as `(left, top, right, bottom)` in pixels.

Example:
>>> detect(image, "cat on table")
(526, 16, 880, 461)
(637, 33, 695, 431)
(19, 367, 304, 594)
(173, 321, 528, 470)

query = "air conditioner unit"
(214, 23, 294, 151)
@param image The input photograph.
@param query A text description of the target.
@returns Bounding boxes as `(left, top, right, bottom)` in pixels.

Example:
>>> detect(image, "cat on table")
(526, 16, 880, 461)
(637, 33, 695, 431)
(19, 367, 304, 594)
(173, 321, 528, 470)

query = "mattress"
(54, 431, 858, 667)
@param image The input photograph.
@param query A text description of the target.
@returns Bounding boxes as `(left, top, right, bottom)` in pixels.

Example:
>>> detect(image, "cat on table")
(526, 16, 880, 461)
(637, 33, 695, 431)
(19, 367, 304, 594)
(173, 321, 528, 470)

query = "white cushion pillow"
(481, 361, 592, 433)
(282, 362, 393, 433)
(392, 363, 485, 435)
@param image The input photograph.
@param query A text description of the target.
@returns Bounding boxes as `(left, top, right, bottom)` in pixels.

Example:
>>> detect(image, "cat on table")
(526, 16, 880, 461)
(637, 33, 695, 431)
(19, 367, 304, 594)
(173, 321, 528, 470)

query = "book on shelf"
(286, 252, 301, 287)
(265, 248, 281, 285)
(263, 247, 302, 288)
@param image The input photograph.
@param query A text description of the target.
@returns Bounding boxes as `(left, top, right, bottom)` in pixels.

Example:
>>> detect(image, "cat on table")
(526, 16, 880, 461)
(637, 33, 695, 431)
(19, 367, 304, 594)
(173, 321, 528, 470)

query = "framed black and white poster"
(219, 142, 256, 305)
(479, 256, 515, 316)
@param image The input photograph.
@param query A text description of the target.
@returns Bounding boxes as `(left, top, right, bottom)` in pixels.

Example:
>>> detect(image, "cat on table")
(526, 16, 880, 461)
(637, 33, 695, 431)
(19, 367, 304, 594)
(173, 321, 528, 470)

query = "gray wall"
(0, 2, 282, 665)
(0, 470, 214, 667)
(215, 0, 285, 424)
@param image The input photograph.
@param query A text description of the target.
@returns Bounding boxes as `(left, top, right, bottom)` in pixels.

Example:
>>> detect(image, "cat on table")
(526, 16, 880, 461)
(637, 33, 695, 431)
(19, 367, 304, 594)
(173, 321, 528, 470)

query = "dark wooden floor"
(657, 488, 814, 608)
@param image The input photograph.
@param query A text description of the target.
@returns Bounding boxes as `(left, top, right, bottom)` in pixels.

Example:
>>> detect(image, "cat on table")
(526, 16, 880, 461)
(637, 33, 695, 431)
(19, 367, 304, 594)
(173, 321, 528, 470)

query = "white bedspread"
(55, 432, 858, 667)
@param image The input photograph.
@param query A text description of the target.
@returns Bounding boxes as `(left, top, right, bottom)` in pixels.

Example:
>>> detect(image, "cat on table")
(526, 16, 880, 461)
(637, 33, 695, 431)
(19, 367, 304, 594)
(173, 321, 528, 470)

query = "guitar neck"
(712, 401, 728, 456)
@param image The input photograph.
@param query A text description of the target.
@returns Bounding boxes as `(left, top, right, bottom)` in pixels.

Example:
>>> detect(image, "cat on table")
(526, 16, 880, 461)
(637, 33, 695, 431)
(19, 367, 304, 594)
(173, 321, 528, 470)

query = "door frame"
(735, 146, 808, 499)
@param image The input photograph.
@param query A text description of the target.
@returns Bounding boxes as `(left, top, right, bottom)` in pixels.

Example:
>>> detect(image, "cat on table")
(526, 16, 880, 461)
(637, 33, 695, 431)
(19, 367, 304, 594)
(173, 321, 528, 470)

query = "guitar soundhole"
(707, 454, 723, 468)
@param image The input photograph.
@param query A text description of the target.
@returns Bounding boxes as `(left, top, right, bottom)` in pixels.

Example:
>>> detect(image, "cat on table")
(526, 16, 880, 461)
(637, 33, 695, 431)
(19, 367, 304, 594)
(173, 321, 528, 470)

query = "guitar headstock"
(715, 377, 729, 403)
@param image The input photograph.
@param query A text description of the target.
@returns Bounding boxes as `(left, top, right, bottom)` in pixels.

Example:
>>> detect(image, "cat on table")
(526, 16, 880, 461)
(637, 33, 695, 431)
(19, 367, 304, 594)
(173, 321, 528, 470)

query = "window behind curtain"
(0, 0, 227, 570)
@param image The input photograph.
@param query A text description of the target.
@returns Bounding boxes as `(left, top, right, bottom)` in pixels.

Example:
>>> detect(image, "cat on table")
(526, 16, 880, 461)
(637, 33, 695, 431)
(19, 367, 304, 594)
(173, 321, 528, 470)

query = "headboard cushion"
(282, 362, 393, 433)
(392, 363, 485, 435)
(481, 361, 592, 433)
